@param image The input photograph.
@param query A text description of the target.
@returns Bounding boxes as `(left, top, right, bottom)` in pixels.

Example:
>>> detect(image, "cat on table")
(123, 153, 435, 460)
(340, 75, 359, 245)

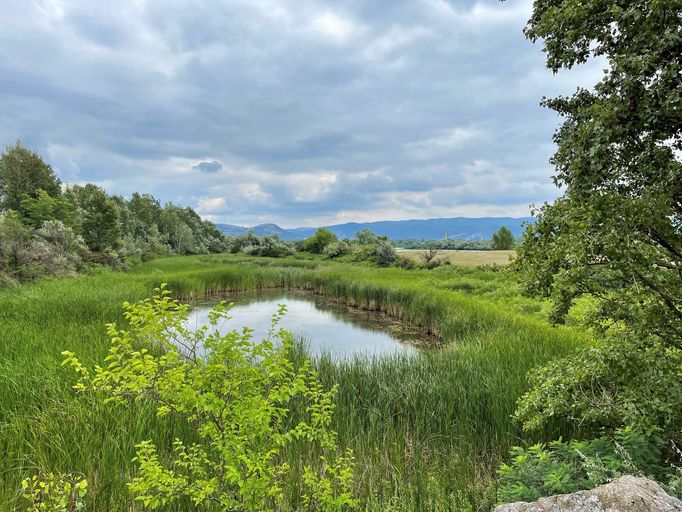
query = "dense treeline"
(0, 141, 226, 285)
(394, 238, 493, 250)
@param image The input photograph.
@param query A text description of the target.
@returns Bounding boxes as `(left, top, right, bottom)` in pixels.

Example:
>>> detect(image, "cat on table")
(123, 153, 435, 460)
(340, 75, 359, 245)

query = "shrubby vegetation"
(0, 141, 227, 285)
(229, 227, 399, 267)
(0, 255, 582, 511)
(62, 286, 355, 511)
(228, 230, 294, 257)
(503, 0, 682, 501)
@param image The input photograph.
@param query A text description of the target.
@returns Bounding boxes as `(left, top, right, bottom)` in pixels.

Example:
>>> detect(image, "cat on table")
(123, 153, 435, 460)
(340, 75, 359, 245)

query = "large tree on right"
(511, 0, 682, 486)
(516, 0, 681, 345)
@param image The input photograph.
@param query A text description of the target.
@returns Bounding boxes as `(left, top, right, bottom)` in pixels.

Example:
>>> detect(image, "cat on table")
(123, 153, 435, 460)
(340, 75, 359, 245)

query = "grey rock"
(495, 476, 682, 512)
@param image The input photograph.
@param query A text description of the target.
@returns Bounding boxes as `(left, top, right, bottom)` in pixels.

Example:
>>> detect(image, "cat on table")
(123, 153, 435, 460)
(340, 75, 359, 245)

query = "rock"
(495, 476, 682, 512)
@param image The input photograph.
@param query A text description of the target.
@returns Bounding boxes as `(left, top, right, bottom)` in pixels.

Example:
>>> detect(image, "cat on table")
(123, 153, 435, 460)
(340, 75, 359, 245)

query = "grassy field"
(397, 250, 516, 267)
(0, 254, 586, 511)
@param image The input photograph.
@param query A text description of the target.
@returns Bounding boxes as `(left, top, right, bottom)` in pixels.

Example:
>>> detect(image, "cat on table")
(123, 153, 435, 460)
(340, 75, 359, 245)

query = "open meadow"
(397, 250, 516, 267)
(0, 254, 587, 511)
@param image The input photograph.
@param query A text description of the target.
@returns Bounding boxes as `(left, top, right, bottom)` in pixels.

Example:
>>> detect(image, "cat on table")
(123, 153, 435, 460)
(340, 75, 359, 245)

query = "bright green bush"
(62, 286, 356, 511)
(498, 427, 665, 503)
(302, 228, 338, 254)
(21, 472, 88, 512)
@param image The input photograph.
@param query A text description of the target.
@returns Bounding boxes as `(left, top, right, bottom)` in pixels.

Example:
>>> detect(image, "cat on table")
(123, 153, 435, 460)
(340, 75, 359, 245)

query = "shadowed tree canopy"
(0, 141, 62, 213)
(515, 0, 682, 346)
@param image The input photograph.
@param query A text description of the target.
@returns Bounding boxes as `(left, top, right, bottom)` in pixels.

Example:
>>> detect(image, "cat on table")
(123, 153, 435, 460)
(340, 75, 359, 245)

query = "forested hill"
(216, 217, 533, 241)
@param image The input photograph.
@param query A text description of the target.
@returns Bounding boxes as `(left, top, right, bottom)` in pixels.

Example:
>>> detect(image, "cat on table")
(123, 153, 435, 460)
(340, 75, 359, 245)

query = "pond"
(187, 290, 432, 358)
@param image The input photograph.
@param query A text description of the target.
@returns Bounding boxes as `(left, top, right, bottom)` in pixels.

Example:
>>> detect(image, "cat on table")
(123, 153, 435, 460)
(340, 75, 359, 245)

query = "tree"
(421, 248, 440, 264)
(505, 0, 682, 497)
(67, 184, 122, 253)
(62, 287, 356, 511)
(374, 239, 396, 266)
(355, 229, 377, 245)
(20, 189, 80, 229)
(491, 226, 514, 250)
(0, 141, 62, 213)
(515, 0, 682, 343)
(302, 228, 338, 254)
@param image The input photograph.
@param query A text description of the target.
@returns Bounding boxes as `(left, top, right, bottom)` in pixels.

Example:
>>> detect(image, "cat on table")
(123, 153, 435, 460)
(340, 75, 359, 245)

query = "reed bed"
(0, 254, 586, 510)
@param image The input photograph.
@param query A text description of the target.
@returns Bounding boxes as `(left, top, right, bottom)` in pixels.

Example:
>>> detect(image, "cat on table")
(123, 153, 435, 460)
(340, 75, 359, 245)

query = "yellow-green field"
(398, 249, 516, 267)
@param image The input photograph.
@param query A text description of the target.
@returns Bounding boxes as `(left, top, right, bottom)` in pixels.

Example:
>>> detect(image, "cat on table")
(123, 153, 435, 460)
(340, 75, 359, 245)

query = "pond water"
(186, 290, 432, 358)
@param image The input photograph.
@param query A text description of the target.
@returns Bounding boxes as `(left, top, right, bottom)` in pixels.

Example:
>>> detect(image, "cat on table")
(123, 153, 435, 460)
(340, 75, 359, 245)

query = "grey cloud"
(0, 0, 595, 226)
(192, 160, 223, 173)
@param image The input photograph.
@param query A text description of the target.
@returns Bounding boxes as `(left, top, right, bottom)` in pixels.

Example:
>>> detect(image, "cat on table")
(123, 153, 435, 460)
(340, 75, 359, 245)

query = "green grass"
(0, 254, 588, 511)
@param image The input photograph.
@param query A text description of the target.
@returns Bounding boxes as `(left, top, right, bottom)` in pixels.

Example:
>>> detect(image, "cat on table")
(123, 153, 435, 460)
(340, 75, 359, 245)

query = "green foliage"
(21, 472, 87, 512)
(21, 189, 80, 230)
(61, 286, 356, 511)
(516, 0, 682, 345)
(229, 232, 294, 258)
(323, 240, 352, 259)
(0, 213, 87, 283)
(373, 240, 396, 266)
(0, 142, 228, 284)
(0, 141, 62, 213)
(498, 427, 665, 503)
(355, 229, 377, 246)
(514, 329, 682, 447)
(394, 239, 493, 250)
(492, 227, 514, 250)
(303, 228, 338, 254)
(503, 0, 682, 502)
(66, 184, 122, 253)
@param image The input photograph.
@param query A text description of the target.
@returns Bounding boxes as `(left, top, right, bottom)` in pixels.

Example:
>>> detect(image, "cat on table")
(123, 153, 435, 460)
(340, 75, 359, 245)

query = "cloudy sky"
(0, 0, 603, 227)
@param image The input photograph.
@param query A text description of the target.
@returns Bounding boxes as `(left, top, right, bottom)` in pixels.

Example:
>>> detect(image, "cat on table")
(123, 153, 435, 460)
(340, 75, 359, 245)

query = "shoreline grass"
(0, 254, 587, 510)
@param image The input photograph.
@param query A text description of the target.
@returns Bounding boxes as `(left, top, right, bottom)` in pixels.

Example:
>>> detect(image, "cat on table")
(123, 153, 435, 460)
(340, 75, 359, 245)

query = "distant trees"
(0, 141, 62, 213)
(492, 227, 514, 250)
(0, 141, 228, 286)
(228, 230, 293, 257)
(67, 184, 122, 253)
(302, 228, 338, 253)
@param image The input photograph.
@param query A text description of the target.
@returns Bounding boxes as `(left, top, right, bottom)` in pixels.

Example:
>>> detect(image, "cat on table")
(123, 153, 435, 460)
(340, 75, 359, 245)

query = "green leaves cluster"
(62, 286, 356, 511)
(516, 0, 682, 343)
(505, 0, 682, 501)
(21, 472, 88, 512)
(498, 428, 665, 503)
(302, 228, 338, 254)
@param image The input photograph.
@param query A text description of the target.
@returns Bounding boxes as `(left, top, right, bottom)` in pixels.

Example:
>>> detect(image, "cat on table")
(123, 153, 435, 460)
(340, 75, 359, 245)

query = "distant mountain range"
(216, 217, 533, 241)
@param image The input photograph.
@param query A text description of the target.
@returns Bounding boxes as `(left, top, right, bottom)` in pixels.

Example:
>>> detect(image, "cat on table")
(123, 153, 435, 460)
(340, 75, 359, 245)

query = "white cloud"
(311, 11, 361, 43)
(406, 127, 484, 157)
(197, 196, 226, 213)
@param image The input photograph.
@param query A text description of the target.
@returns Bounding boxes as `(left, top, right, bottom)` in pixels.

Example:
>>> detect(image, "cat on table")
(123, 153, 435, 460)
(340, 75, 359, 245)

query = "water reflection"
(186, 290, 429, 358)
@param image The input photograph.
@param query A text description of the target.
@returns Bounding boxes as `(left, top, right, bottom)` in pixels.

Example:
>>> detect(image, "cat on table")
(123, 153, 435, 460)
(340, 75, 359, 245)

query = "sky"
(0, 0, 604, 227)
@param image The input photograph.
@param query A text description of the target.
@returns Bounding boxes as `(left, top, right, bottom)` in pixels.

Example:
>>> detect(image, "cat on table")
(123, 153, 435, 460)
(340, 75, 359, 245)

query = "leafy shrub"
(243, 235, 293, 258)
(395, 255, 416, 269)
(498, 428, 665, 503)
(21, 472, 87, 512)
(324, 240, 352, 259)
(514, 329, 682, 448)
(374, 240, 396, 266)
(62, 286, 356, 511)
(302, 228, 338, 254)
